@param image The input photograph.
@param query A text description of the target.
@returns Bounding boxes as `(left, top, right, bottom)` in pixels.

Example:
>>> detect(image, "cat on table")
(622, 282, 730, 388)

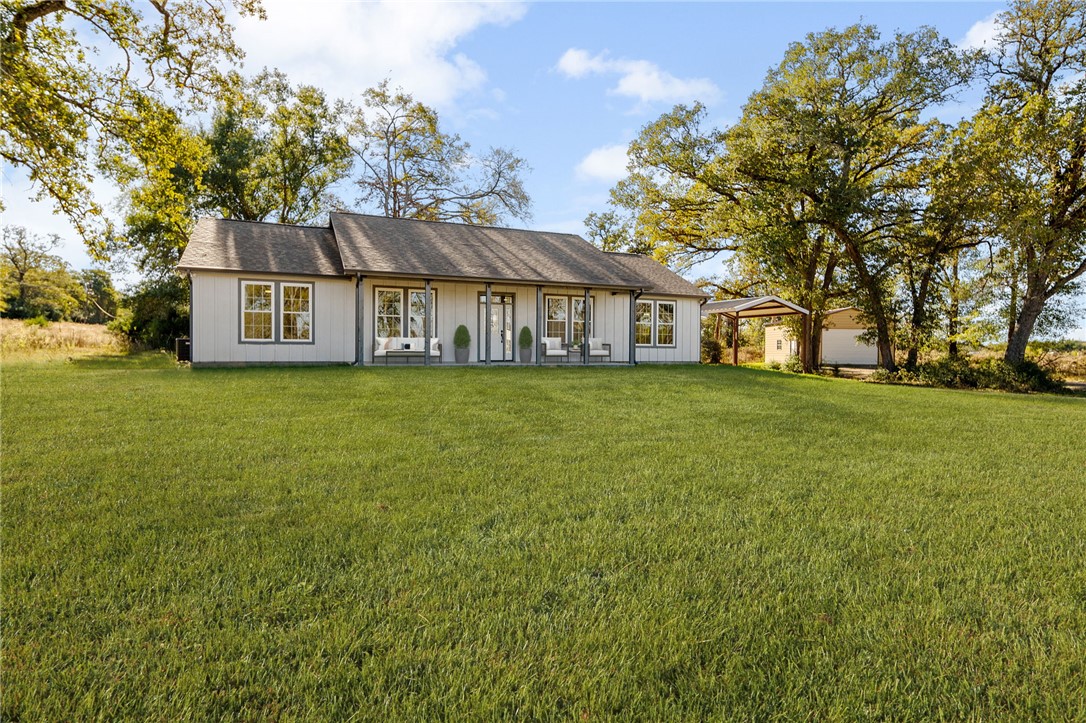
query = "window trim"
(545, 293, 594, 344)
(240, 280, 275, 343)
(280, 282, 314, 344)
(635, 298, 678, 348)
(635, 299, 654, 347)
(374, 285, 437, 340)
(238, 279, 317, 345)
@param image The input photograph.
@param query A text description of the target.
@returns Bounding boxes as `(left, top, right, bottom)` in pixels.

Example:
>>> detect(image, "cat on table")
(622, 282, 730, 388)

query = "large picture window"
(376, 287, 435, 338)
(635, 299, 677, 347)
(546, 295, 593, 343)
(281, 283, 312, 342)
(242, 282, 274, 341)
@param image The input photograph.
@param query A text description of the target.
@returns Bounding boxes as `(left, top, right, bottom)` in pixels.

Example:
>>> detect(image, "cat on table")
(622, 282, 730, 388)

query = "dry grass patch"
(0, 318, 128, 359)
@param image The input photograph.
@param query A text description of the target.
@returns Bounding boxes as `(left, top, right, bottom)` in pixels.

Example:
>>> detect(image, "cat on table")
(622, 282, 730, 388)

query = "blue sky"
(5, 0, 1082, 337)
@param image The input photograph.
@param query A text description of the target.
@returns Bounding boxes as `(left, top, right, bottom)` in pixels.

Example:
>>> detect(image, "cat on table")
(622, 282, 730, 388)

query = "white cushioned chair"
(588, 338, 611, 362)
(373, 336, 441, 363)
(541, 337, 568, 362)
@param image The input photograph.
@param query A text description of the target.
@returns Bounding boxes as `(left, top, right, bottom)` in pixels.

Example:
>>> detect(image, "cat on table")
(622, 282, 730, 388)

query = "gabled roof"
(701, 295, 809, 318)
(178, 212, 704, 296)
(329, 212, 645, 289)
(605, 252, 708, 298)
(179, 218, 344, 277)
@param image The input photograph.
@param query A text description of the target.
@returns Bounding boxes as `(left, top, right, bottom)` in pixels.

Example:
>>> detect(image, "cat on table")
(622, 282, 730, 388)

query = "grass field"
(3, 355, 1085, 720)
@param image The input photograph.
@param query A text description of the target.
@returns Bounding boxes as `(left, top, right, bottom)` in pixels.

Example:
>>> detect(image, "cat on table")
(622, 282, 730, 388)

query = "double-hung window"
(241, 280, 315, 343)
(281, 283, 312, 342)
(376, 287, 436, 338)
(546, 295, 593, 343)
(242, 282, 274, 341)
(635, 299, 677, 347)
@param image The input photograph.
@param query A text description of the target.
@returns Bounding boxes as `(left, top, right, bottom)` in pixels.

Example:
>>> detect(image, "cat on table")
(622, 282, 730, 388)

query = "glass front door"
(478, 294, 514, 362)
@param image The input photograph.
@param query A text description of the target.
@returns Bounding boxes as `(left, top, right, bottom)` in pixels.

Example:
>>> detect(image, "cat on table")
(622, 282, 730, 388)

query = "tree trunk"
(808, 311, 824, 371)
(842, 240, 897, 372)
(947, 253, 960, 358)
(1004, 287, 1046, 366)
(904, 270, 933, 371)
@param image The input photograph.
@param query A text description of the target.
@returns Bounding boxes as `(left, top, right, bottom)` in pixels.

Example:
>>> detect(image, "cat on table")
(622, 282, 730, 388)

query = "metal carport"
(702, 295, 810, 366)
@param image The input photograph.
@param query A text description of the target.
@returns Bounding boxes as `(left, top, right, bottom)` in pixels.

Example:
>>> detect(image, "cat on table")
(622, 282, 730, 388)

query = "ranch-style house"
(177, 213, 708, 366)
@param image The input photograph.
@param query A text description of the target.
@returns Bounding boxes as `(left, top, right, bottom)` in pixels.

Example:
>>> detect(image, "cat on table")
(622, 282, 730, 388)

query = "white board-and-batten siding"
(190, 272, 702, 365)
(190, 271, 355, 365)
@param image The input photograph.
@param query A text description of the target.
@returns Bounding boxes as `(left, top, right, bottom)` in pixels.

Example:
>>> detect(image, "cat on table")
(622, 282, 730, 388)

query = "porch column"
(536, 285, 543, 366)
(732, 314, 740, 366)
(423, 279, 432, 367)
(485, 282, 492, 365)
(629, 290, 637, 365)
(356, 274, 365, 366)
(583, 287, 590, 365)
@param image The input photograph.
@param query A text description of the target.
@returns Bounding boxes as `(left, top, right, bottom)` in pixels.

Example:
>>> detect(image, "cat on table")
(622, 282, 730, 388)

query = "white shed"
(764, 307, 878, 366)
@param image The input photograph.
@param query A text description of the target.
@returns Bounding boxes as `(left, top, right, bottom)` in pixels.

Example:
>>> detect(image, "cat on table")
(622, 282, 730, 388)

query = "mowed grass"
(3, 357, 1085, 720)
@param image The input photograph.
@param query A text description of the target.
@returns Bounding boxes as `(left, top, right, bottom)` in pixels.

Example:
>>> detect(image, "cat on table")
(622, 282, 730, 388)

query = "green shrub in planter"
(518, 326, 532, 349)
(453, 324, 471, 349)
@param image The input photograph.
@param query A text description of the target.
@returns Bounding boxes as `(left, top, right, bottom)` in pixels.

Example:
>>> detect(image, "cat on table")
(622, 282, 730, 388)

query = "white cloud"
(575, 144, 629, 183)
(959, 11, 1002, 51)
(234, 1, 527, 108)
(556, 48, 721, 106)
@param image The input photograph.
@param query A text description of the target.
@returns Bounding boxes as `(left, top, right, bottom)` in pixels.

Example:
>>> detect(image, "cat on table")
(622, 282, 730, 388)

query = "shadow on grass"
(68, 351, 180, 370)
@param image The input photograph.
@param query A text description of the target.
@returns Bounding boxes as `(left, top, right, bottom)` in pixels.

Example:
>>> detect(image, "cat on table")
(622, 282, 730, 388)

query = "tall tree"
(349, 81, 531, 225)
(970, 0, 1086, 364)
(0, 0, 264, 254)
(0, 226, 82, 320)
(728, 25, 976, 370)
(202, 70, 353, 225)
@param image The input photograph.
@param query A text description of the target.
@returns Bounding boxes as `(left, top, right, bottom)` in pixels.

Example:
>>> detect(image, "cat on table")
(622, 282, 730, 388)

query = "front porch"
(357, 277, 641, 367)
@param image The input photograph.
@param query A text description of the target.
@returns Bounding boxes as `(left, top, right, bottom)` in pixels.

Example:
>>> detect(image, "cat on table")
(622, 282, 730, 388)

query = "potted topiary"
(518, 325, 533, 363)
(453, 324, 471, 364)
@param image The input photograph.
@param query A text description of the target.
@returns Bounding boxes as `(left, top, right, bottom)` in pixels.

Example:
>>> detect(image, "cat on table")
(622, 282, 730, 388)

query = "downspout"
(187, 272, 193, 363)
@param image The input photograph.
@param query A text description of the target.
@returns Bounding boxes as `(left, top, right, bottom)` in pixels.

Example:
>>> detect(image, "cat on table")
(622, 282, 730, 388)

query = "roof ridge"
(199, 215, 329, 230)
(329, 210, 583, 239)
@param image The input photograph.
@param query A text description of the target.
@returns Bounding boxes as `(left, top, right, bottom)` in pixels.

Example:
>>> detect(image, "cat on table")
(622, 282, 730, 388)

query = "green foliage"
(700, 337, 722, 364)
(783, 354, 804, 374)
(0, 226, 83, 320)
(22, 314, 48, 328)
(0, 0, 265, 252)
(110, 276, 189, 349)
(350, 80, 531, 225)
(965, 0, 1086, 363)
(874, 355, 1063, 393)
(518, 325, 532, 349)
(4, 363, 1085, 718)
(453, 324, 471, 349)
(202, 70, 352, 225)
(73, 269, 120, 325)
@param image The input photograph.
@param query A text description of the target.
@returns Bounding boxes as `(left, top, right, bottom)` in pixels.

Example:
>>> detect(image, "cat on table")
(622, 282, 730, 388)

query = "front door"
(478, 294, 514, 362)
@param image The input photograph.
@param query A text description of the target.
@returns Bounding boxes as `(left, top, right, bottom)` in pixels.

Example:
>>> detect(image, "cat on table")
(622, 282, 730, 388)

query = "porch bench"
(374, 336, 441, 364)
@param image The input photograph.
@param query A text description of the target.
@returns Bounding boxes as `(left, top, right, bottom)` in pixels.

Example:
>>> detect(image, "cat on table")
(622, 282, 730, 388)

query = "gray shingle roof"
(330, 212, 645, 288)
(177, 213, 706, 297)
(605, 252, 708, 298)
(178, 218, 344, 277)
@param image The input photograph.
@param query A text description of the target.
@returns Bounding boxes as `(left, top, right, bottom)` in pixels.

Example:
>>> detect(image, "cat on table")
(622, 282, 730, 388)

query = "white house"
(764, 306, 878, 366)
(177, 213, 707, 366)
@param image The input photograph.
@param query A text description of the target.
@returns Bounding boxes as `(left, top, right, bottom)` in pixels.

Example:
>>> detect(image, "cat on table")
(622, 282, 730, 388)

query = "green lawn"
(3, 356, 1085, 720)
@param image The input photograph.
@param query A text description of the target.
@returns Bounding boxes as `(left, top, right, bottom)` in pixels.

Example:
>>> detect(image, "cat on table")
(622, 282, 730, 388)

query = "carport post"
(732, 314, 740, 366)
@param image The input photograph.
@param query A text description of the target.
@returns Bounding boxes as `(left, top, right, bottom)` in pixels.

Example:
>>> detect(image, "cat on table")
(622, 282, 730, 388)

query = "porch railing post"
(485, 282, 492, 365)
(357, 274, 365, 366)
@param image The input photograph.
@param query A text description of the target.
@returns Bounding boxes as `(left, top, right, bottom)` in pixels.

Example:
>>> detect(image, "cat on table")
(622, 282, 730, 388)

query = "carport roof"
(701, 295, 809, 319)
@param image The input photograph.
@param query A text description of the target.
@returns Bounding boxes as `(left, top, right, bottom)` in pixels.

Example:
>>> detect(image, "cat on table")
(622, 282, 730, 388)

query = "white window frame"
(635, 300, 654, 347)
(635, 299, 678, 348)
(241, 281, 275, 342)
(546, 294, 594, 344)
(280, 282, 313, 343)
(545, 295, 567, 342)
(376, 286, 436, 339)
(655, 300, 676, 348)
